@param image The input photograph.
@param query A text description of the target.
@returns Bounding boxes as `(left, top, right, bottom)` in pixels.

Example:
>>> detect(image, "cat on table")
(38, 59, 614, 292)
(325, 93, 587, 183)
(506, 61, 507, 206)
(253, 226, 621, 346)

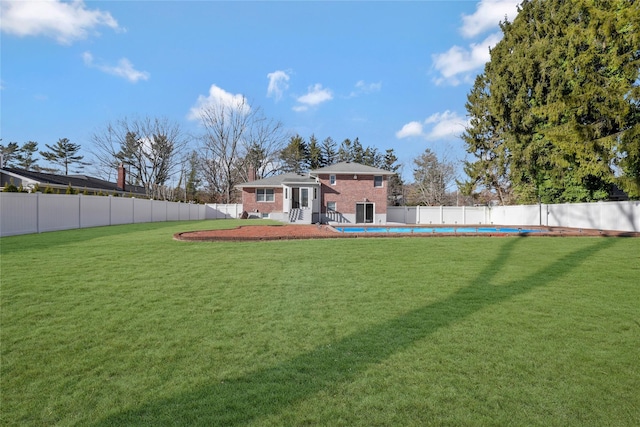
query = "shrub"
(3, 183, 19, 192)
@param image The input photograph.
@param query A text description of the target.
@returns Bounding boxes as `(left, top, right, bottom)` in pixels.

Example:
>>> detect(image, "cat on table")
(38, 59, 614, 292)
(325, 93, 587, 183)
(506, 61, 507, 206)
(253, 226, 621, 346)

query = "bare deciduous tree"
(196, 98, 285, 203)
(241, 115, 286, 181)
(91, 116, 189, 199)
(410, 148, 457, 206)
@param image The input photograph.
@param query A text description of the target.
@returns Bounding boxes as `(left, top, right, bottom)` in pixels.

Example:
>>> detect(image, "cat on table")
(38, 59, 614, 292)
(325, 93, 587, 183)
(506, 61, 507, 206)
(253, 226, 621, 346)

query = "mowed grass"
(1, 220, 639, 426)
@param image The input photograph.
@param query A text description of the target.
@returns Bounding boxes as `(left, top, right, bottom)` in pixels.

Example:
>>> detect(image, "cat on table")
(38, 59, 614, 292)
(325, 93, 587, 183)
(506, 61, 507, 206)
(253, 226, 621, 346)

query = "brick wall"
(241, 188, 283, 214)
(318, 174, 388, 214)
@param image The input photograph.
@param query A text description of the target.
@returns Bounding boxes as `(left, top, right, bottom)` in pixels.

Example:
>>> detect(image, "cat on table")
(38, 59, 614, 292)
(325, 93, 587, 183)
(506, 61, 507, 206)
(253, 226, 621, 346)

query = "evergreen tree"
(460, 73, 513, 205)
(40, 138, 88, 175)
(463, 0, 640, 202)
(382, 148, 404, 205)
(307, 134, 324, 169)
(337, 138, 353, 162)
(279, 135, 309, 173)
(0, 142, 19, 168)
(243, 142, 267, 179)
(351, 137, 364, 164)
(15, 142, 39, 171)
(320, 137, 337, 166)
(362, 146, 382, 167)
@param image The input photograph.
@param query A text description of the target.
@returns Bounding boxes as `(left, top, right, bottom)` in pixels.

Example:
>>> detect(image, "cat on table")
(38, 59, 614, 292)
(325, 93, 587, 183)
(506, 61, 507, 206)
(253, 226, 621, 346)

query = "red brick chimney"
(248, 165, 257, 182)
(117, 163, 126, 191)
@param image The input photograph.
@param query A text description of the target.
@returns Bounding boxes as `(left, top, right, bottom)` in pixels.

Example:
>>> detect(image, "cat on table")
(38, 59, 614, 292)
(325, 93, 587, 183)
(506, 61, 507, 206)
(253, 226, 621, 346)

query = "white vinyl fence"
(2, 193, 638, 236)
(204, 204, 244, 219)
(387, 201, 640, 232)
(0, 193, 207, 237)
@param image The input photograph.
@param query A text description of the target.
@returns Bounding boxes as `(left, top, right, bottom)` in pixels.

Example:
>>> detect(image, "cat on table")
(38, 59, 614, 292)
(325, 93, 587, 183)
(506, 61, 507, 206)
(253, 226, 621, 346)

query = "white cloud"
(266, 70, 290, 101)
(431, 0, 520, 86)
(188, 84, 250, 121)
(83, 51, 149, 83)
(0, 0, 121, 45)
(349, 80, 382, 97)
(432, 32, 502, 86)
(294, 84, 333, 111)
(461, 0, 519, 38)
(395, 121, 424, 139)
(396, 111, 468, 140)
(424, 111, 468, 140)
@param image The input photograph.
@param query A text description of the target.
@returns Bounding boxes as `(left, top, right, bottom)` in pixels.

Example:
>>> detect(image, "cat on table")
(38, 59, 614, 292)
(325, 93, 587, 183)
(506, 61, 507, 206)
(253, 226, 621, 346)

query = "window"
(374, 175, 383, 187)
(329, 174, 336, 185)
(256, 188, 274, 202)
(327, 201, 336, 212)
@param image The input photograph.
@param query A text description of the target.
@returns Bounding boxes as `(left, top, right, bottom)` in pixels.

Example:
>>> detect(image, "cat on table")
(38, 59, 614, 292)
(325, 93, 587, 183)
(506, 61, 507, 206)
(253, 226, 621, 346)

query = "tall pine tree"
(15, 142, 39, 171)
(279, 135, 309, 173)
(40, 138, 88, 175)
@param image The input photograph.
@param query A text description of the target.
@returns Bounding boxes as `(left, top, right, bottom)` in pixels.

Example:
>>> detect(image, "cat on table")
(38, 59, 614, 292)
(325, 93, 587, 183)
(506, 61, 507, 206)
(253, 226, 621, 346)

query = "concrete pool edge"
(174, 224, 640, 242)
(331, 225, 640, 237)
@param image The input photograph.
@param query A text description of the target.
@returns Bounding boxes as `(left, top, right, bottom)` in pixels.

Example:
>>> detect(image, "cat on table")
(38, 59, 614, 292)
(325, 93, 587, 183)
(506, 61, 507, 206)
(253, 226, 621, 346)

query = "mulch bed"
(174, 224, 640, 242)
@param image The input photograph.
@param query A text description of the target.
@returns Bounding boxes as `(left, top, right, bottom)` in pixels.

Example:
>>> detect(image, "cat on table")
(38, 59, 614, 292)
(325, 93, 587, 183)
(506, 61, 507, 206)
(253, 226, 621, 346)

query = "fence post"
(78, 194, 82, 229)
(36, 192, 41, 234)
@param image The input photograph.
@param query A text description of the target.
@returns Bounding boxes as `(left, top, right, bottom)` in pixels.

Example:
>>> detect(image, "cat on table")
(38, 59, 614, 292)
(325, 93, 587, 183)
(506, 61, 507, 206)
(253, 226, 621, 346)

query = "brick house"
(236, 161, 396, 224)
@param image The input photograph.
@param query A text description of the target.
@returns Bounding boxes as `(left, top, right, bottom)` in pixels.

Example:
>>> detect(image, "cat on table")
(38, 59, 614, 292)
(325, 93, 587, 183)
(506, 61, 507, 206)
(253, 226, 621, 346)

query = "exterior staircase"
(288, 208, 312, 224)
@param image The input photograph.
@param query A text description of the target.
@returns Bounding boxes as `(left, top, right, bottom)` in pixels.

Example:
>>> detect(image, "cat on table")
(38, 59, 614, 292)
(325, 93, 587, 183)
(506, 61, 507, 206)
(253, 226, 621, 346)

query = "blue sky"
(1, 0, 521, 182)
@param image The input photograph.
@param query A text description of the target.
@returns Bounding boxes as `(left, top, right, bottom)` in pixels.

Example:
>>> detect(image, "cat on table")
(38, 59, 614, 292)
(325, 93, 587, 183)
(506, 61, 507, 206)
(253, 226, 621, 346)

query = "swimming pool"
(334, 226, 543, 234)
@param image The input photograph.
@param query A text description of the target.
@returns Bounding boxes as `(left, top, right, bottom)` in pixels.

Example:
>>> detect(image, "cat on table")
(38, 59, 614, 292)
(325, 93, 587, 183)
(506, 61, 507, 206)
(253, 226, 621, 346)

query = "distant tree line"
(277, 134, 405, 206)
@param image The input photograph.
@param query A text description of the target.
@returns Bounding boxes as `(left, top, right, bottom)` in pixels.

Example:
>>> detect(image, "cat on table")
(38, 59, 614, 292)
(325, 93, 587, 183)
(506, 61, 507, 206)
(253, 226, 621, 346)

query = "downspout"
(317, 177, 321, 224)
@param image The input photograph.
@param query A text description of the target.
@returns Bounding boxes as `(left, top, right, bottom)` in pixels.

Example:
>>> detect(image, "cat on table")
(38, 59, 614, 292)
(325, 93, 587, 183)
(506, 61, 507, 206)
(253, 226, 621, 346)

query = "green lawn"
(1, 220, 639, 426)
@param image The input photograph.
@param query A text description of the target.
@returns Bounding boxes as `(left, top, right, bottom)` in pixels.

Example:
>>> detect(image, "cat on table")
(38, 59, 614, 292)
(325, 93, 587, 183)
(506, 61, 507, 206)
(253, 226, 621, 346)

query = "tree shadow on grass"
(93, 237, 615, 426)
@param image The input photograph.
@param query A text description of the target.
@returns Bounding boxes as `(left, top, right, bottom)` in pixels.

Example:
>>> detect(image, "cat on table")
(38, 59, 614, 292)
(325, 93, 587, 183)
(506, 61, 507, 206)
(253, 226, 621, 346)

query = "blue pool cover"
(335, 226, 542, 234)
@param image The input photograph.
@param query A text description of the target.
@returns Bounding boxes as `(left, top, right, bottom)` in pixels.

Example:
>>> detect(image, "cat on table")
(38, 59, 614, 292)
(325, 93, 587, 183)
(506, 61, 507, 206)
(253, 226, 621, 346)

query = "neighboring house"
(236, 161, 396, 224)
(0, 164, 147, 197)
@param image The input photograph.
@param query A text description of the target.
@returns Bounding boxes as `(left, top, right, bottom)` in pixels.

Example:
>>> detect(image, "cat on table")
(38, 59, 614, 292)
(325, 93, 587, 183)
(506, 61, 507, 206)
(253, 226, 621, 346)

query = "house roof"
(236, 172, 318, 188)
(236, 162, 396, 189)
(310, 161, 395, 176)
(1, 167, 147, 195)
